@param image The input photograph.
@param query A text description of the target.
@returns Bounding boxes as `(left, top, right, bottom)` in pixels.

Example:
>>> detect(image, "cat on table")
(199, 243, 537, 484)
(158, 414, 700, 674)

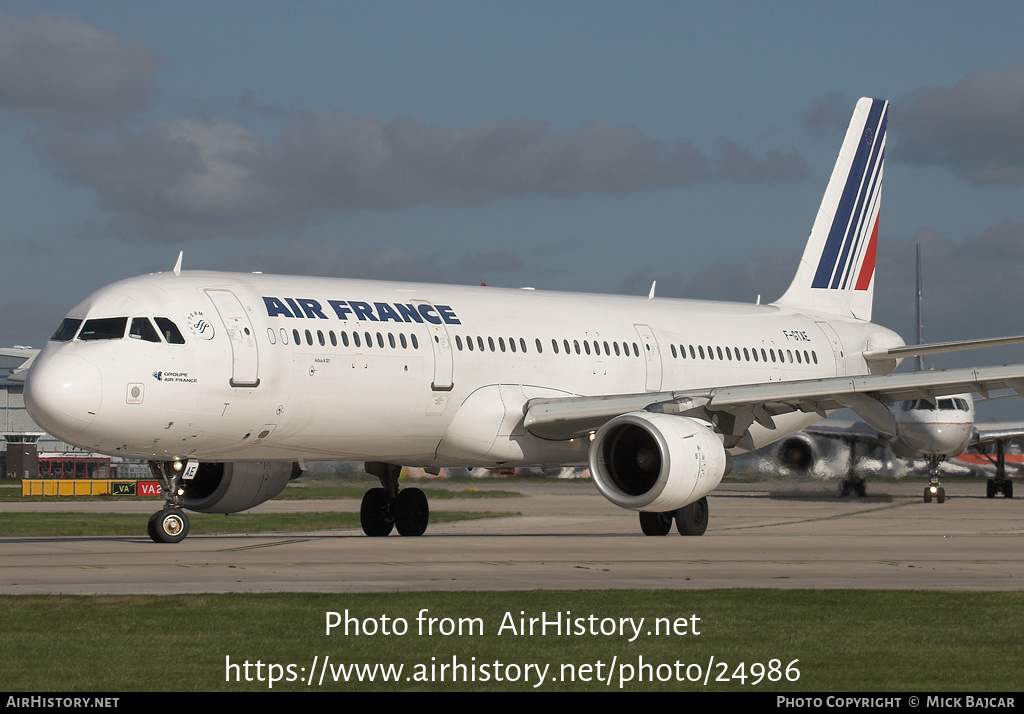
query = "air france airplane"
(24, 98, 1024, 543)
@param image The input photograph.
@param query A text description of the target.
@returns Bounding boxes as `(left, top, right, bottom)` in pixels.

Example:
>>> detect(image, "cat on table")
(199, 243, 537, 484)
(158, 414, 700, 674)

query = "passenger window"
(50, 318, 83, 342)
(154, 318, 186, 344)
(129, 317, 162, 343)
(79, 317, 128, 341)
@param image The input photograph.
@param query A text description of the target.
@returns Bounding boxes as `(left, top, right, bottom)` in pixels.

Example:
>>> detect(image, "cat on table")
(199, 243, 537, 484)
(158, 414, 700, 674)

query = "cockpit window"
(129, 317, 162, 343)
(78, 317, 128, 341)
(50, 318, 82, 342)
(154, 317, 186, 344)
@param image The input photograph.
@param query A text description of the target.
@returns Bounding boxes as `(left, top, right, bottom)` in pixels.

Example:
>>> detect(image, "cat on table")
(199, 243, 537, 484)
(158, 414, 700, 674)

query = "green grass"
(0, 511, 518, 537)
(0, 590, 1020, 692)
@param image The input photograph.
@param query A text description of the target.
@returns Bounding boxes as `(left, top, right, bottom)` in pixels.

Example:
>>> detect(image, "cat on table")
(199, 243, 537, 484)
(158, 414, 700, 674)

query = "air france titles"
(263, 297, 460, 325)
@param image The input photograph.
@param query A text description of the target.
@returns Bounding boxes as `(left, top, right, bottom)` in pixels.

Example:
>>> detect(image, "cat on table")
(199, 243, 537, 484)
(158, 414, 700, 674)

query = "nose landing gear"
(923, 456, 946, 504)
(147, 460, 192, 543)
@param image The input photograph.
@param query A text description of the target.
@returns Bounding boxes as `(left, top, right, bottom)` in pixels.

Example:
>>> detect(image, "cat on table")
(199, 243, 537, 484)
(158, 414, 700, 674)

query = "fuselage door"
(814, 321, 846, 378)
(205, 289, 260, 387)
(414, 300, 454, 392)
(634, 323, 663, 391)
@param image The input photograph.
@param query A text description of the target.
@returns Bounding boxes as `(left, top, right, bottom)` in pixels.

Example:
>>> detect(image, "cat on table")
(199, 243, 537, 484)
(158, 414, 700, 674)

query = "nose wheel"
(923, 456, 946, 504)
(148, 508, 190, 543)
(146, 460, 193, 543)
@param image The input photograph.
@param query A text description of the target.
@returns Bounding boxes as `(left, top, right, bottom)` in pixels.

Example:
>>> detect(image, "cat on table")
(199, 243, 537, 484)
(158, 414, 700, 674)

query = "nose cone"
(25, 352, 103, 440)
(898, 422, 972, 457)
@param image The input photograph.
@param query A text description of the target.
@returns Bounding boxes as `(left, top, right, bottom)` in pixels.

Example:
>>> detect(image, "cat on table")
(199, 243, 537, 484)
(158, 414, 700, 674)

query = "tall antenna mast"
(915, 243, 925, 371)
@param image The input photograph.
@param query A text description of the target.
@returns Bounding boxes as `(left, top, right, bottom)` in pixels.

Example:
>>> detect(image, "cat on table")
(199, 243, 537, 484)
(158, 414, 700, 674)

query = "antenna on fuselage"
(173, 251, 183, 277)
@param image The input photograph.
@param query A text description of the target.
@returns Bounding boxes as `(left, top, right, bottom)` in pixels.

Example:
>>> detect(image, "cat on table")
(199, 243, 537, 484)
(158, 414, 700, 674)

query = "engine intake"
(777, 436, 815, 473)
(589, 412, 728, 512)
(184, 462, 301, 513)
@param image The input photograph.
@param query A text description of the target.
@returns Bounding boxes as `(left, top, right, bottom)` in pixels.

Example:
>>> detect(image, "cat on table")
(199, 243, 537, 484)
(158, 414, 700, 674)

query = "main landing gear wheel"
(639, 511, 673, 536)
(675, 497, 709, 536)
(394, 488, 429, 537)
(148, 508, 190, 543)
(360, 488, 394, 537)
(360, 462, 432, 537)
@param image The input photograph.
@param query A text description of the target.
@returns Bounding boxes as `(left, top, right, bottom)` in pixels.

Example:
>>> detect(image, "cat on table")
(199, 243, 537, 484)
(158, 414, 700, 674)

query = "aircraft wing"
(0, 347, 39, 384)
(524, 363, 1024, 441)
(799, 419, 891, 448)
(971, 423, 1024, 446)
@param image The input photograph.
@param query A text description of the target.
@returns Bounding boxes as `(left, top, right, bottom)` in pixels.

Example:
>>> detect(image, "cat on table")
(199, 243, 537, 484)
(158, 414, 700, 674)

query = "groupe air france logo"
(187, 310, 215, 340)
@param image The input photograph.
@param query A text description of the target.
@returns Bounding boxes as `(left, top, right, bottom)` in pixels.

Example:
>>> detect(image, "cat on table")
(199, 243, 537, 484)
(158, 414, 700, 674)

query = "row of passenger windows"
(669, 343, 818, 365)
(50, 315, 819, 371)
(50, 317, 186, 344)
(268, 327, 421, 350)
(456, 335, 643, 357)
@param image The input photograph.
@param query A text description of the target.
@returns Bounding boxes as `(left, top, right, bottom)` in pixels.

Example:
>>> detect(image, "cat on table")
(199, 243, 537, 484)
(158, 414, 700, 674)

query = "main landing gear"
(979, 441, 1015, 499)
(147, 460, 191, 543)
(839, 439, 869, 498)
(923, 455, 946, 504)
(361, 462, 429, 536)
(639, 497, 709, 536)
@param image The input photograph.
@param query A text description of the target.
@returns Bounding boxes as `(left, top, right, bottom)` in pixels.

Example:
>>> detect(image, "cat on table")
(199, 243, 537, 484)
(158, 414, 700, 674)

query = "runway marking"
(218, 539, 309, 552)
(715, 501, 914, 531)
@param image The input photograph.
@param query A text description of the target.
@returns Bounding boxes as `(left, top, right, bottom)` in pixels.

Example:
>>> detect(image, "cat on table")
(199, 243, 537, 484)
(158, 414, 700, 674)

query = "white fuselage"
(891, 395, 975, 458)
(25, 271, 904, 467)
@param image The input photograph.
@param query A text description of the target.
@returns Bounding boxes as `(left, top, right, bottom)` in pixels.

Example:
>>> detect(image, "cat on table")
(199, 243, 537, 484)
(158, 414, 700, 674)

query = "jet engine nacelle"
(183, 462, 301, 513)
(589, 412, 729, 512)
(776, 435, 817, 473)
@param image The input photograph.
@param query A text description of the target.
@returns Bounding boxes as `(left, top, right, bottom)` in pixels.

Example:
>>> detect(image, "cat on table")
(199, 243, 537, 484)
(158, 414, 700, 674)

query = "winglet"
(774, 98, 888, 321)
(173, 251, 183, 276)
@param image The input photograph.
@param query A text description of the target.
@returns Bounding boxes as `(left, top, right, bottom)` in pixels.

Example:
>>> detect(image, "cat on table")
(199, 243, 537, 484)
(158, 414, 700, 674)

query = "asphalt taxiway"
(2, 479, 1022, 594)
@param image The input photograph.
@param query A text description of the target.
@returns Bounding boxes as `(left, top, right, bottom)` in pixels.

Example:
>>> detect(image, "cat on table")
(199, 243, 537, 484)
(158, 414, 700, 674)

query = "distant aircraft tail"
(774, 97, 888, 321)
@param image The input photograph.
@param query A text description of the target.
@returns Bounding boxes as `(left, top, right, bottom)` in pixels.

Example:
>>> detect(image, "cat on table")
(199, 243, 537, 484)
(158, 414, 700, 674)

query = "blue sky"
(4, 1, 1024, 418)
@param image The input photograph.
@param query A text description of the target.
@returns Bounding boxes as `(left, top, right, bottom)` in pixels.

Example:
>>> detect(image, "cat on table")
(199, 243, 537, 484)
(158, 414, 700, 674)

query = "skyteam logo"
(187, 310, 215, 340)
(811, 98, 887, 292)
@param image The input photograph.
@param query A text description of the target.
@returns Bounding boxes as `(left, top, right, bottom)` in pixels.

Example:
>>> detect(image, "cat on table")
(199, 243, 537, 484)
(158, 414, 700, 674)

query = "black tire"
(1005, 481, 1014, 499)
(936, 487, 945, 504)
(360, 488, 394, 537)
(394, 488, 429, 537)
(639, 511, 673, 536)
(675, 497, 709, 536)
(855, 481, 867, 498)
(924, 488, 932, 503)
(148, 509, 189, 543)
(987, 480, 997, 498)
